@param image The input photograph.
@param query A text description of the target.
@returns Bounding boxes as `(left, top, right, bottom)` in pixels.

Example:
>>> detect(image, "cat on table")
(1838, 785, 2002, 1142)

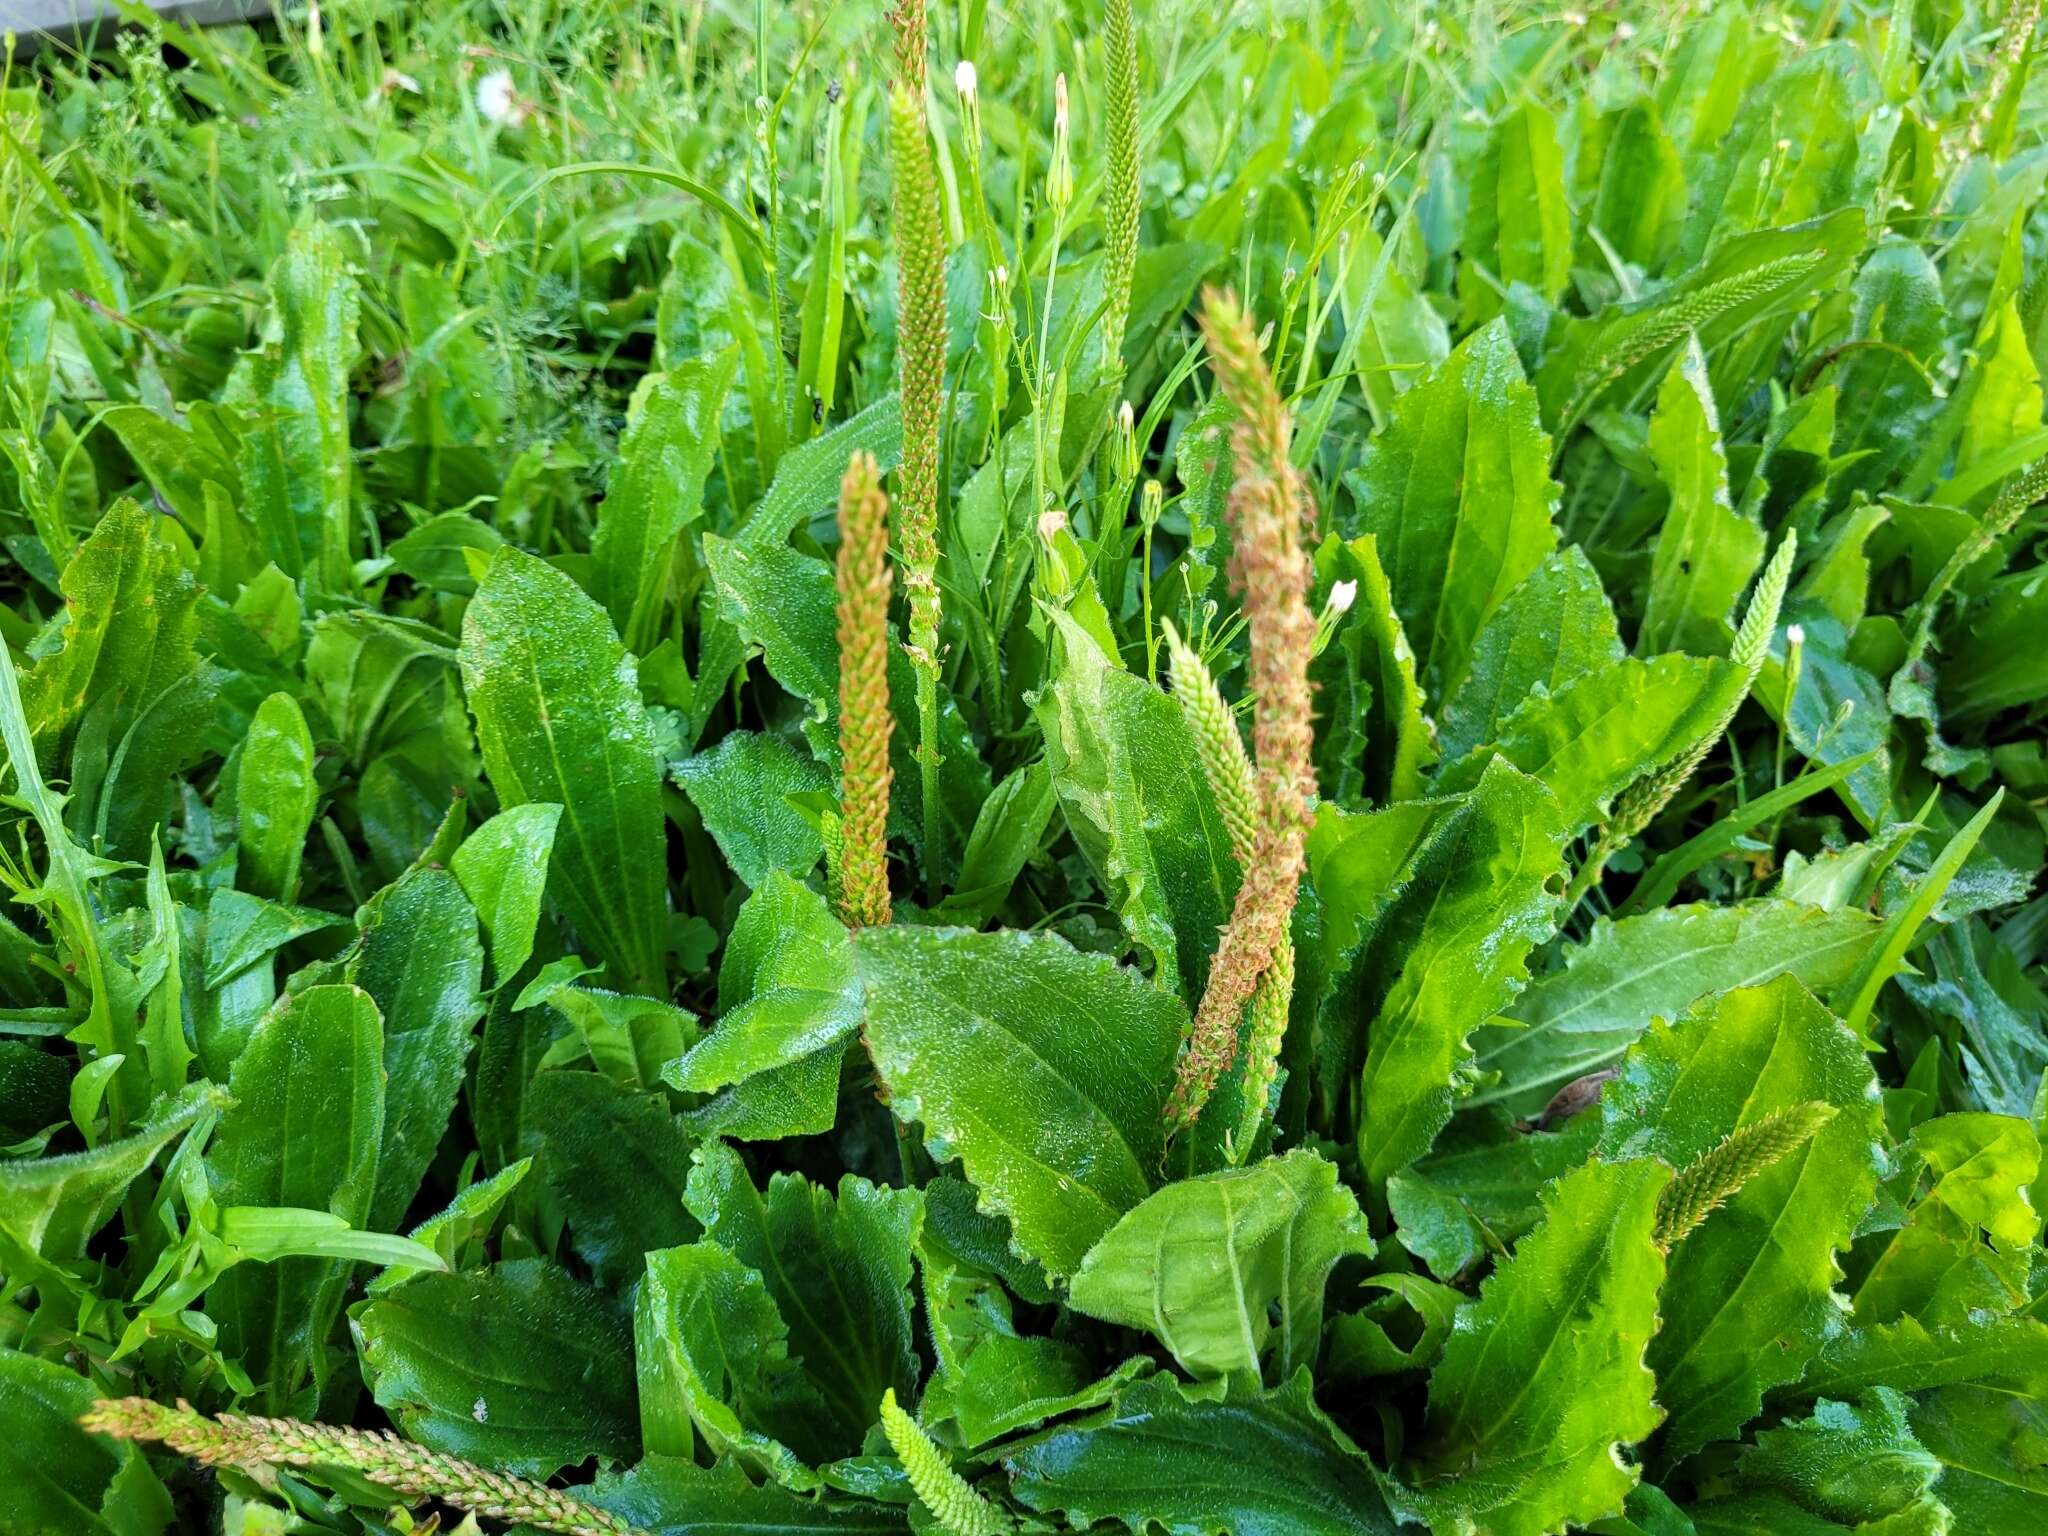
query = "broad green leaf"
(634, 1243, 836, 1484)
(855, 925, 1181, 1276)
(591, 1455, 906, 1534)
(1435, 652, 1730, 835)
(234, 692, 316, 903)
(1459, 102, 1572, 328)
(666, 871, 859, 1142)
(684, 1139, 920, 1451)
(356, 1258, 637, 1477)
(592, 355, 737, 654)
(1640, 340, 1765, 657)
(384, 511, 504, 596)
(0, 1348, 171, 1536)
(448, 802, 562, 986)
(1677, 53, 1861, 268)
(672, 729, 830, 889)
(1851, 1112, 2040, 1328)
(1037, 609, 1237, 1000)
(200, 887, 345, 990)
(1735, 1389, 1938, 1524)
(1410, 1159, 1670, 1536)
(1831, 243, 1948, 503)
(1571, 97, 1684, 271)
(1598, 975, 1883, 1457)
(1800, 1313, 2048, 1401)
(1325, 1272, 1465, 1383)
(1468, 899, 1886, 1118)
(1006, 1370, 1400, 1536)
(1354, 760, 1566, 1184)
(1341, 319, 1559, 701)
(101, 402, 236, 525)
(1385, 1114, 1601, 1281)
(209, 984, 385, 1412)
(519, 974, 694, 1092)
(1069, 1148, 1371, 1381)
(459, 547, 669, 995)
(1439, 546, 1624, 762)
(1941, 562, 2048, 722)
(223, 221, 360, 590)
(349, 868, 484, 1232)
(1907, 1385, 2048, 1530)
(947, 1340, 1145, 1452)
(935, 758, 1057, 925)
(0, 1081, 221, 1262)
(532, 1069, 696, 1284)
(21, 498, 212, 858)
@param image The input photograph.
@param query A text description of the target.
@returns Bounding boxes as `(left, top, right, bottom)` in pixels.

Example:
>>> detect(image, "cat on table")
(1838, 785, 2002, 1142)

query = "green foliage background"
(1, 1, 2046, 1533)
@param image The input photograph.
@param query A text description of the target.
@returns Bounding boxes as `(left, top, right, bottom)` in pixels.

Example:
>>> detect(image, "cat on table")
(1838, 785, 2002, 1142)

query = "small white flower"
(1329, 579, 1358, 615)
(954, 59, 978, 102)
(477, 69, 519, 126)
(1786, 624, 1806, 646)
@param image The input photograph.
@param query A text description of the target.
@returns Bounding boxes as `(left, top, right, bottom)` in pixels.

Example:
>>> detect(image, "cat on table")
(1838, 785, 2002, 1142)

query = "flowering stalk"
(1167, 289, 1317, 1127)
(1164, 620, 1296, 1160)
(1100, 0, 1140, 373)
(836, 451, 895, 928)
(890, 0, 949, 899)
(1566, 532, 1797, 909)
(1559, 256, 1824, 447)
(880, 1388, 1011, 1536)
(80, 1398, 637, 1536)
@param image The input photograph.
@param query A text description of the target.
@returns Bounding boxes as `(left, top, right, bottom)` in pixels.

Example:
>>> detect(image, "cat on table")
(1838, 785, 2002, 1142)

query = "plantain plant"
(2, 4, 2046, 1535)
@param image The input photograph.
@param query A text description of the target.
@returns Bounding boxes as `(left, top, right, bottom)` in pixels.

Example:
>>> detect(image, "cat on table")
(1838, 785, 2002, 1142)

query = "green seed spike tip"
(1164, 618, 1257, 866)
(1654, 1101, 1837, 1249)
(879, 1388, 1011, 1536)
(1100, 0, 1140, 372)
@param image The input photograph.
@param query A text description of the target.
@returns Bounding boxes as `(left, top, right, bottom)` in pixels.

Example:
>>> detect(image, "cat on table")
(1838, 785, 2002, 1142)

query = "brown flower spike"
(1167, 289, 1317, 1126)
(836, 450, 894, 928)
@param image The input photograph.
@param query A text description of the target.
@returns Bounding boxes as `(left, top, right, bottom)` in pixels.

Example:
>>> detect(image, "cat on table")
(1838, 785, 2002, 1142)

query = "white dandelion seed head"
(477, 69, 519, 126)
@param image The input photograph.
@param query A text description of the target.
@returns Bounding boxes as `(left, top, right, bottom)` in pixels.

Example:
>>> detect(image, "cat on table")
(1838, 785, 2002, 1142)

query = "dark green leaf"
(1007, 1371, 1400, 1536)
(459, 548, 669, 994)
(855, 926, 1181, 1277)
(355, 1258, 638, 1477)
(208, 984, 385, 1411)
(1069, 1148, 1371, 1380)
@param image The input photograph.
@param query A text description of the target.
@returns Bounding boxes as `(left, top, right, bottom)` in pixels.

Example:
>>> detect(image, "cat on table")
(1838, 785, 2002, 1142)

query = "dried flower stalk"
(1167, 289, 1316, 1127)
